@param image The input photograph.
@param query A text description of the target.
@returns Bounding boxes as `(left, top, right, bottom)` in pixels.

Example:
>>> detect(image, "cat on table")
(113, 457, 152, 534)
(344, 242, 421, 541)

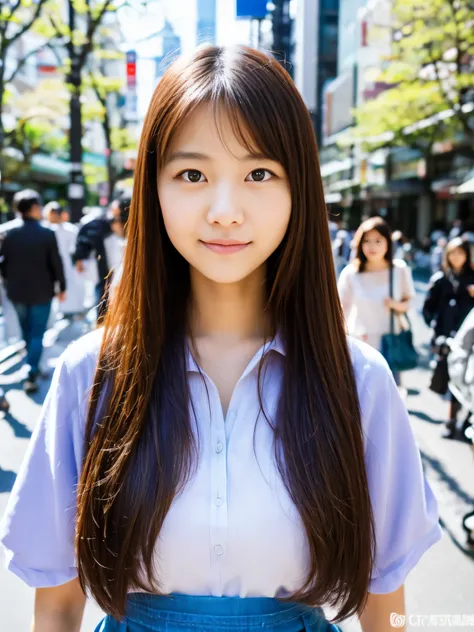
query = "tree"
(0, 0, 52, 205)
(351, 0, 474, 213)
(7, 78, 68, 169)
(84, 51, 137, 201)
(34, 0, 144, 219)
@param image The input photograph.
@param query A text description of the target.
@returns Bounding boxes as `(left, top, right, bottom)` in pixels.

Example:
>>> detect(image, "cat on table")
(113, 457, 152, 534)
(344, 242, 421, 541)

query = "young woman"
(422, 237, 474, 438)
(0, 46, 440, 632)
(337, 217, 416, 362)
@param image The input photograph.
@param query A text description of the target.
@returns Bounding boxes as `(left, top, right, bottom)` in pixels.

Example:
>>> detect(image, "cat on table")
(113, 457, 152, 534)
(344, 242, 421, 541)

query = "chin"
(191, 262, 264, 285)
(201, 271, 258, 284)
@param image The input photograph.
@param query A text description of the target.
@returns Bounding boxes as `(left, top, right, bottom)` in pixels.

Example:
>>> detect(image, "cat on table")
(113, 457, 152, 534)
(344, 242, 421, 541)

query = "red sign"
(126, 50, 137, 87)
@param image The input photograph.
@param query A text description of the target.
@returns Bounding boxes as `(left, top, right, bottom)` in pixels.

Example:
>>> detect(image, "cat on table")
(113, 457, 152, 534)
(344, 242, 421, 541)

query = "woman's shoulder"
(339, 262, 358, 278)
(346, 336, 395, 416)
(393, 258, 409, 271)
(428, 270, 445, 286)
(347, 335, 390, 382)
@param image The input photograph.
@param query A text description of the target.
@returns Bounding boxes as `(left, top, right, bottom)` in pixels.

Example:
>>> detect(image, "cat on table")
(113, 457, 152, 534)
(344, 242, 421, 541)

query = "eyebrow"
(165, 150, 274, 164)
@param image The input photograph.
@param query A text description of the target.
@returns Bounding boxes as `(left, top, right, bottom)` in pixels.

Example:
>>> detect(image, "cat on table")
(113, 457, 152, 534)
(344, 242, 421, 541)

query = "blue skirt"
(94, 593, 342, 631)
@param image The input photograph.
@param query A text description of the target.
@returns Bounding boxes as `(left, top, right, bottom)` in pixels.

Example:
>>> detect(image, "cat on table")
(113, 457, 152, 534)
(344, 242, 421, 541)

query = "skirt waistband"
(118, 593, 337, 631)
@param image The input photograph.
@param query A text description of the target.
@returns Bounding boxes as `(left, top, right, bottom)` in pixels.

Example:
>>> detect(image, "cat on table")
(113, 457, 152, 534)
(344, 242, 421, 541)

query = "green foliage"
(84, 163, 107, 187)
(4, 79, 69, 166)
(352, 0, 474, 151)
(111, 127, 137, 153)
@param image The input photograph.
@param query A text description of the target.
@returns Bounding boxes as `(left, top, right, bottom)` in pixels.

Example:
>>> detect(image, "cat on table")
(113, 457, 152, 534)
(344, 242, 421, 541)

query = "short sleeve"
(353, 341, 442, 594)
(0, 353, 84, 587)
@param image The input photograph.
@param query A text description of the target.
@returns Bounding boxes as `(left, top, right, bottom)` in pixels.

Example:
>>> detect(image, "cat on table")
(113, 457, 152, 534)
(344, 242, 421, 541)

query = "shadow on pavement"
(0, 466, 17, 493)
(0, 411, 32, 439)
(409, 409, 443, 425)
(420, 451, 474, 557)
(421, 450, 474, 508)
(439, 517, 474, 561)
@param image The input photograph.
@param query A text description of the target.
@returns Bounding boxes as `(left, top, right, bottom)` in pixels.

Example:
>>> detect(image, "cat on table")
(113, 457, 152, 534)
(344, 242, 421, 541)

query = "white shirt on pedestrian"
(338, 259, 416, 351)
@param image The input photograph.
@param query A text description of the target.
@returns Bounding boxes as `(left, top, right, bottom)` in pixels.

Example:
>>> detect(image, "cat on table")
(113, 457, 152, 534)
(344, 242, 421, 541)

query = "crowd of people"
(332, 214, 474, 548)
(0, 188, 130, 395)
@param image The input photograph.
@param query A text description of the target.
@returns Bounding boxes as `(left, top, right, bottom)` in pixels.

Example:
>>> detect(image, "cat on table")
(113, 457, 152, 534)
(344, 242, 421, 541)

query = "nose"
(206, 182, 244, 227)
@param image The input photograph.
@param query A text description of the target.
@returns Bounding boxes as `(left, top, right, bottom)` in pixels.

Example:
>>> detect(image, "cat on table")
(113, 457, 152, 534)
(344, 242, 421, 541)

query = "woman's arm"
(385, 298, 410, 314)
(33, 578, 86, 632)
(359, 585, 405, 632)
(386, 265, 417, 314)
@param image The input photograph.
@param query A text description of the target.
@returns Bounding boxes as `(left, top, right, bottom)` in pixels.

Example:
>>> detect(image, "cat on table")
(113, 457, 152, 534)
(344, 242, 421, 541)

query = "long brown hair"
(353, 216, 393, 272)
(442, 237, 471, 274)
(76, 46, 374, 622)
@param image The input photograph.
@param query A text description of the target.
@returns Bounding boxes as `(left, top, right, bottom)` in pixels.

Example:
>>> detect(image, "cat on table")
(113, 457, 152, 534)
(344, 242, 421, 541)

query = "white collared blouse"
(0, 328, 441, 597)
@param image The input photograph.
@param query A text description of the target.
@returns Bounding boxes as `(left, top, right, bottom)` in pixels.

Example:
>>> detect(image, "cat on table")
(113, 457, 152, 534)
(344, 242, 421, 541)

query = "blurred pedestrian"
(107, 194, 131, 302)
(447, 308, 474, 546)
(331, 228, 351, 277)
(44, 201, 86, 318)
(392, 230, 412, 264)
(73, 200, 117, 322)
(449, 218, 464, 240)
(422, 237, 474, 438)
(430, 236, 447, 275)
(0, 189, 66, 393)
(338, 216, 416, 385)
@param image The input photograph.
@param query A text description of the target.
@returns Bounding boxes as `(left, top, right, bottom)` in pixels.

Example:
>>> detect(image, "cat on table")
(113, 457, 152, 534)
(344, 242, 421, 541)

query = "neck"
(189, 265, 269, 342)
(364, 259, 389, 272)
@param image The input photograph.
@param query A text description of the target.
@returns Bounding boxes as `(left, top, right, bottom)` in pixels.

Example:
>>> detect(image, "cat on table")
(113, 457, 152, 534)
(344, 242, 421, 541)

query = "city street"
(0, 279, 473, 631)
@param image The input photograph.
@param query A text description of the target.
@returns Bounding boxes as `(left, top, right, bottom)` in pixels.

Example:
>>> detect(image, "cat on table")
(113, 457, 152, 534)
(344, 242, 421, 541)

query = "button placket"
(208, 386, 228, 595)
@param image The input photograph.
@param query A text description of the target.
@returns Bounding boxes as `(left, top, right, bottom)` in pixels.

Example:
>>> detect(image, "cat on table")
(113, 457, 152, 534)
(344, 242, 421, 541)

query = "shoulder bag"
(381, 264, 419, 372)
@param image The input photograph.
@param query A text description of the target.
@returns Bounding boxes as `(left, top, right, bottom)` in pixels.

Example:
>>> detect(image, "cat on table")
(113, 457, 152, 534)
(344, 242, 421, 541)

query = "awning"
(456, 171, 474, 195)
(324, 192, 342, 204)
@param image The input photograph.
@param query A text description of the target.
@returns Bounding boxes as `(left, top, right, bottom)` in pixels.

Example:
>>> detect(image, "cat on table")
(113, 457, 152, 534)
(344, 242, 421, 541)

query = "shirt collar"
(185, 333, 286, 374)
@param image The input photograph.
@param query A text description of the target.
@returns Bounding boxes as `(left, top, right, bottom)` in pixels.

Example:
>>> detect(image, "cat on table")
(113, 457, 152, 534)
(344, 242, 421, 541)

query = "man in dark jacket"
(0, 189, 66, 393)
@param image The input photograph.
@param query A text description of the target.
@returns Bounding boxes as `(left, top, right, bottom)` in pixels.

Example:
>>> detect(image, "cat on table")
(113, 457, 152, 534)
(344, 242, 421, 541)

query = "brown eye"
(181, 170, 204, 183)
(246, 169, 273, 182)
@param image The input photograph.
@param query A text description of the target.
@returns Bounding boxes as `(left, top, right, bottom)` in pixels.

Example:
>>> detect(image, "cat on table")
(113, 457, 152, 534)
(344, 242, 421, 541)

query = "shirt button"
(214, 545, 224, 556)
(215, 442, 223, 453)
(227, 410, 236, 422)
(215, 497, 224, 507)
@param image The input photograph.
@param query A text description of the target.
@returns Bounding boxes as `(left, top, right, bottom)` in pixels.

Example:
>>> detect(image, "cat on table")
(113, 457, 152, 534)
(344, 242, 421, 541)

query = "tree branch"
(7, 0, 49, 45)
(90, 72, 106, 108)
(77, 0, 111, 70)
(5, 43, 46, 83)
(45, 42, 63, 68)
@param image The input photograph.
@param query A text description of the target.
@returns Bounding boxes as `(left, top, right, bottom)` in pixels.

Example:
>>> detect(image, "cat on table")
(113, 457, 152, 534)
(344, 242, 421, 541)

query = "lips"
(200, 239, 251, 255)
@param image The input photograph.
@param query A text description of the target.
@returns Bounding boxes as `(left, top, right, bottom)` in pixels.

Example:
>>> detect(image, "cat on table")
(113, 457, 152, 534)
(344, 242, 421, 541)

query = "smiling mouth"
(200, 240, 251, 254)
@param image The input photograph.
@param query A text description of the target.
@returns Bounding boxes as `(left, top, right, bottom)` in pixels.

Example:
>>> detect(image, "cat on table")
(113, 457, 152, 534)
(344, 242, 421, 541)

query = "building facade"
(294, 0, 339, 145)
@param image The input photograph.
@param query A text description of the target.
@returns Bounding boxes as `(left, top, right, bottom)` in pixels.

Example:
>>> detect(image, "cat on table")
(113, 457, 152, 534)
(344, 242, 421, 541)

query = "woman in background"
(338, 217, 415, 384)
(423, 238, 474, 438)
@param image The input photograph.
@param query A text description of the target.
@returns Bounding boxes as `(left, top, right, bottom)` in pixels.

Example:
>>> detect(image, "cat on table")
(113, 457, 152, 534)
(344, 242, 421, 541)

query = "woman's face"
(448, 246, 467, 271)
(361, 229, 388, 263)
(157, 106, 291, 285)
